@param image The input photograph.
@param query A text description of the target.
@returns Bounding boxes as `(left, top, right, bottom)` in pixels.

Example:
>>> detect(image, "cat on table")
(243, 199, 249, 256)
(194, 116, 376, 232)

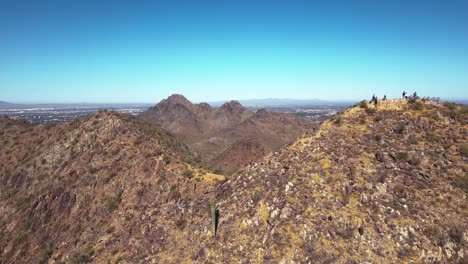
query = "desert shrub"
(407, 97, 418, 104)
(460, 144, 468, 157)
(335, 223, 355, 239)
(105, 189, 123, 212)
(443, 102, 456, 110)
(448, 222, 466, 245)
(88, 167, 99, 174)
(136, 187, 145, 197)
(426, 131, 440, 143)
(373, 116, 382, 122)
(451, 173, 468, 194)
(377, 174, 387, 183)
(163, 155, 171, 164)
(408, 155, 421, 166)
(460, 105, 468, 115)
(169, 185, 181, 200)
(182, 168, 194, 179)
(111, 248, 119, 255)
(394, 124, 405, 134)
(359, 100, 368, 109)
(421, 96, 440, 103)
(365, 107, 376, 115)
(133, 138, 143, 145)
(38, 246, 53, 264)
(69, 247, 93, 264)
(397, 246, 415, 259)
(426, 110, 440, 121)
(442, 141, 452, 149)
(213, 168, 223, 174)
(394, 182, 405, 192)
(396, 152, 408, 160)
(333, 116, 342, 125)
(175, 219, 186, 229)
(106, 225, 115, 234)
(374, 134, 382, 141)
(408, 135, 418, 144)
(423, 225, 443, 246)
(410, 101, 423, 111)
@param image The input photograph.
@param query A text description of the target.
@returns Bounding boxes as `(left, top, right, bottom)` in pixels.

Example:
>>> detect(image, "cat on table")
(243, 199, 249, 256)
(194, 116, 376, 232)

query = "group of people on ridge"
(402, 91, 417, 99)
(370, 91, 418, 106)
(369, 94, 386, 106)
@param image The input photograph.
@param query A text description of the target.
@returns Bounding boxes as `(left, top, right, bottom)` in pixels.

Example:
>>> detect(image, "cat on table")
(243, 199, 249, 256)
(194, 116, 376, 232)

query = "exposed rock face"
(139, 94, 311, 172)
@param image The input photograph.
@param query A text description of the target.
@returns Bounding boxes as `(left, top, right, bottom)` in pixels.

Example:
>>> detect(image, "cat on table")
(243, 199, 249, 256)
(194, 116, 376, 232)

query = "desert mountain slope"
(196, 99, 467, 263)
(138, 94, 311, 172)
(1, 99, 466, 263)
(0, 111, 225, 263)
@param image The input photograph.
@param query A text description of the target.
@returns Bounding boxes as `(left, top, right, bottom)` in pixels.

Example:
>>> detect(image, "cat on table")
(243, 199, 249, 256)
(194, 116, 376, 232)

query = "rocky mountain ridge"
(139, 94, 311, 172)
(0, 98, 466, 263)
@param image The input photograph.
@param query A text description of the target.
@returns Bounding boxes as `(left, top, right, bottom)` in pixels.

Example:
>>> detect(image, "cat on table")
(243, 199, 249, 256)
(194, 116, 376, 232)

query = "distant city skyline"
(1, 1, 468, 103)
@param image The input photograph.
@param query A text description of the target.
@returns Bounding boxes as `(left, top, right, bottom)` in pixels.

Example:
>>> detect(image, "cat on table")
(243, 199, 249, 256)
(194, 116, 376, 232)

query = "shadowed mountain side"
(211, 138, 272, 174)
(138, 94, 311, 172)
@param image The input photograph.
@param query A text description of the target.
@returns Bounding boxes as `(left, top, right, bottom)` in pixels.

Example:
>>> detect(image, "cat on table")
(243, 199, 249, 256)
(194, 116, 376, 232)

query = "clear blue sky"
(1, 0, 467, 103)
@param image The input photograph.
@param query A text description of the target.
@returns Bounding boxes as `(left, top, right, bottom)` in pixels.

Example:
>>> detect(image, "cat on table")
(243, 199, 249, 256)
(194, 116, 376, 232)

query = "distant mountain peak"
(139, 94, 310, 171)
(218, 100, 245, 112)
(164, 94, 191, 105)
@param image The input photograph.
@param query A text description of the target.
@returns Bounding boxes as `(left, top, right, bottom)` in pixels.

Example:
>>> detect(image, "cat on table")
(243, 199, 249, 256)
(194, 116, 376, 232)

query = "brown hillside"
(0, 111, 224, 263)
(199, 99, 467, 263)
(138, 94, 311, 172)
(1, 99, 466, 263)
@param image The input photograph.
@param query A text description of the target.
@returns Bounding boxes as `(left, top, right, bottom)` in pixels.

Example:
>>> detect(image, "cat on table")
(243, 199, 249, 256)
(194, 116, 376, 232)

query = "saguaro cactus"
(210, 200, 218, 237)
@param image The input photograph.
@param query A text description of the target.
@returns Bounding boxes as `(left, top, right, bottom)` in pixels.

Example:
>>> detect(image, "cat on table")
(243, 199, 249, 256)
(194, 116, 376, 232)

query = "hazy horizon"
(0, 94, 468, 105)
(1, 1, 468, 102)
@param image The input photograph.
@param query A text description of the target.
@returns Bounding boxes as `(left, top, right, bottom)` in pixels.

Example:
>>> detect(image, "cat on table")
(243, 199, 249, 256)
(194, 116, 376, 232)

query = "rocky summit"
(138, 94, 311, 173)
(0, 98, 467, 263)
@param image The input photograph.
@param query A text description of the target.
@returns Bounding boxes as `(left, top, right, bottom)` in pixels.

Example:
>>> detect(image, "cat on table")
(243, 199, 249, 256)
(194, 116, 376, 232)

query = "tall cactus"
(210, 200, 218, 237)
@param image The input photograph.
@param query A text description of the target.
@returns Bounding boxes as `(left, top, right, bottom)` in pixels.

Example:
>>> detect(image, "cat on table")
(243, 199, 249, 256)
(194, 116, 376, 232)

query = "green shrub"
(365, 107, 376, 115)
(408, 135, 418, 145)
(333, 117, 342, 125)
(359, 100, 368, 109)
(394, 124, 405, 134)
(426, 131, 440, 143)
(182, 168, 194, 179)
(451, 173, 468, 194)
(448, 222, 465, 245)
(410, 101, 423, 111)
(460, 144, 468, 157)
(175, 219, 186, 230)
(168, 185, 181, 200)
(443, 102, 456, 110)
(105, 190, 123, 212)
(396, 152, 408, 160)
(408, 155, 421, 166)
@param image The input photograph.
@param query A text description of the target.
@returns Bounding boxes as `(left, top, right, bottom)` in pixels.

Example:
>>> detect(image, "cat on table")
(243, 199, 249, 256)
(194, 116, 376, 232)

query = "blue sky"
(0, 0, 467, 103)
